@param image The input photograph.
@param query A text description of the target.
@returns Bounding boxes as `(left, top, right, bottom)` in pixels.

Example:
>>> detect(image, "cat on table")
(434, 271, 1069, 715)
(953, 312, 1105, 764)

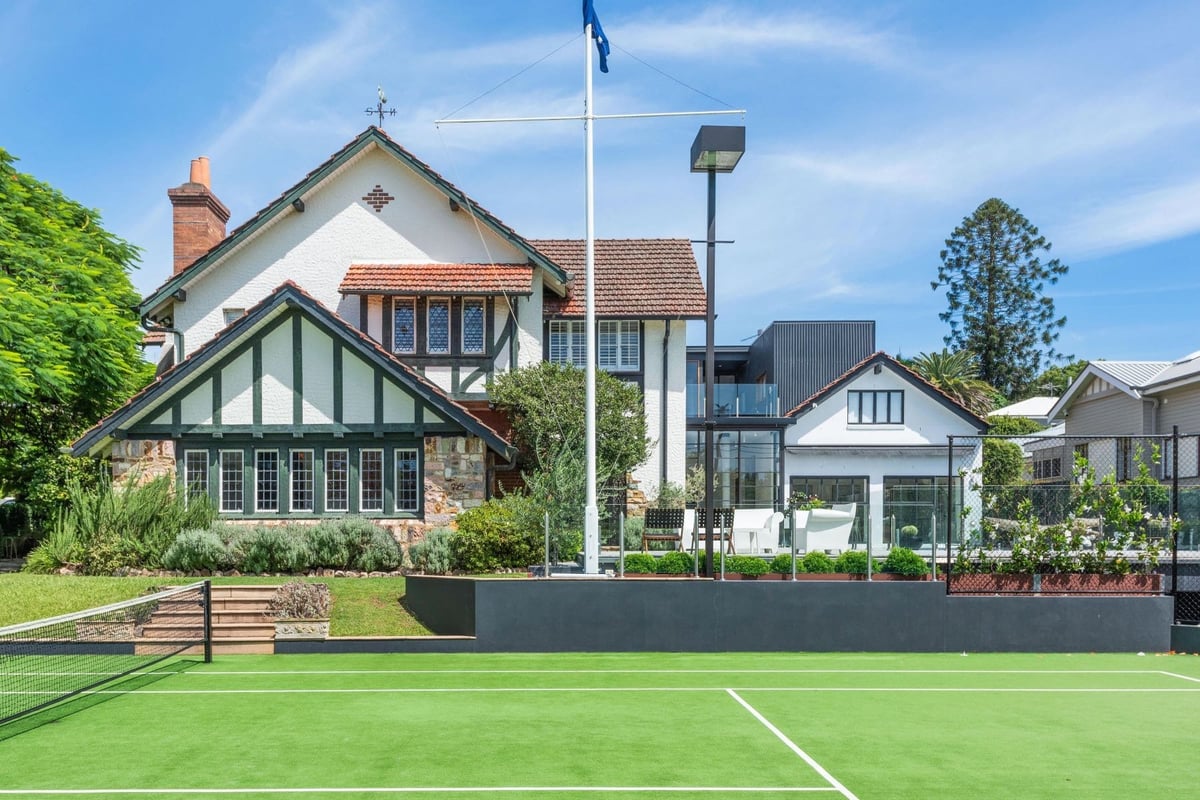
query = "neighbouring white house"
(782, 352, 988, 552)
(73, 127, 705, 539)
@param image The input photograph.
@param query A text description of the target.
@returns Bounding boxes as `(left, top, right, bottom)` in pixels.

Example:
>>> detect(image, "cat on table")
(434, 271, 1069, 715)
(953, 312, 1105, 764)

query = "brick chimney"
(167, 156, 231, 274)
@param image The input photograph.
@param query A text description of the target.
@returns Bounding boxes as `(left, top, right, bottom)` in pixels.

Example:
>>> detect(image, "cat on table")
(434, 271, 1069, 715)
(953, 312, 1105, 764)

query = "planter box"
(1039, 573, 1161, 594)
(870, 573, 930, 581)
(949, 574, 1035, 594)
(274, 619, 330, 640)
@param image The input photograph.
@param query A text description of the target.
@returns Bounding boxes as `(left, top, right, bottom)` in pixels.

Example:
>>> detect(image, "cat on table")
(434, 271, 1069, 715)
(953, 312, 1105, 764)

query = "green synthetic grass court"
(3, 652, 1200, 799)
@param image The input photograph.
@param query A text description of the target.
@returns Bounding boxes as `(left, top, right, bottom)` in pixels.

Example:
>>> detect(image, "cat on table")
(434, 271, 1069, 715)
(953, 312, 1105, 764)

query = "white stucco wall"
(631, 319, 688, 498)
(784, 364, 984, 549)
(173, 145, 529, 357)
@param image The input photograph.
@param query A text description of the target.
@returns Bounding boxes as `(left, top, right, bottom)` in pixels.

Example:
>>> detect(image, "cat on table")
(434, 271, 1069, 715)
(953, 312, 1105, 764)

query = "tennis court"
(3, 651, 1199, 799)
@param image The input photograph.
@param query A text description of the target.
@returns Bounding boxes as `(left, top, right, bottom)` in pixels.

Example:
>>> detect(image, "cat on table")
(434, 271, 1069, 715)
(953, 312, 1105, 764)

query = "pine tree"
(932, 198, 1069, 399)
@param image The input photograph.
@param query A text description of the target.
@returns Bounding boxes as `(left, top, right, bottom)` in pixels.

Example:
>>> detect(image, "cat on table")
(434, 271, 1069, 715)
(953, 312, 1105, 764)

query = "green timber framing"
(74, 282, 513, 519)
(139, 126, 571, 328)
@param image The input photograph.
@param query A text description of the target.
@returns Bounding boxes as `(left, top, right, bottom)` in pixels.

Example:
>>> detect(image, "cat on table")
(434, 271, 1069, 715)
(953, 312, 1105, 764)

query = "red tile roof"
(140, 330, 167, 346)
(339, 263, 535, 295)
(531, 239, 706, 318)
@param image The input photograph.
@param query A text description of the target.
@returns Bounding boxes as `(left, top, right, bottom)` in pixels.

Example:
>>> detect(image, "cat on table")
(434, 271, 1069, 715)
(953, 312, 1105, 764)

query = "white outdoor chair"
(803, 503, 857, 553)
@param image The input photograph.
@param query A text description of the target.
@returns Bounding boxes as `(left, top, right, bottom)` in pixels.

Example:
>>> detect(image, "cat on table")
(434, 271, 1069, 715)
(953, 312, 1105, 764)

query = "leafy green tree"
(932, 198, 1070, 399)
(489, 361, 649, 485)
(1024, 359, 1088, 398)
(0, 148, 153, 523)
(909, 349, 999, 417)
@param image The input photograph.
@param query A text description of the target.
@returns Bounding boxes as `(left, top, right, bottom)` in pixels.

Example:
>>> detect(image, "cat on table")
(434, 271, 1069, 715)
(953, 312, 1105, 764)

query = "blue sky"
(3, 0, 1198, 363)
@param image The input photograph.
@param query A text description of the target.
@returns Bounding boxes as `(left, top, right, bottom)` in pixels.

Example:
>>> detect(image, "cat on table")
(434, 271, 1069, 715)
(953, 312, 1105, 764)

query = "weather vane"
(366, 86, 396, 128)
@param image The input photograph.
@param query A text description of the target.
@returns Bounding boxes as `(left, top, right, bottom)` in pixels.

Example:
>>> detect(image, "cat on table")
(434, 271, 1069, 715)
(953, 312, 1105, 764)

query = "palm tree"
(909, 349, 997, 417)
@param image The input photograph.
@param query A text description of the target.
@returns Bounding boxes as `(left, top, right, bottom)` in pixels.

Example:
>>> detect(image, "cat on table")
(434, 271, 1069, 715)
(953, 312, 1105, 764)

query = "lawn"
(2, 652, 1198, 799)
(0, 573, 431, 636)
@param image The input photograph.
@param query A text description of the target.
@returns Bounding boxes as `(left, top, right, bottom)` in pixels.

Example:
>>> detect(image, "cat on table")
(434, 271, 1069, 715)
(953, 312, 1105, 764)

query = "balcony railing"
(687, 383, 780, 417)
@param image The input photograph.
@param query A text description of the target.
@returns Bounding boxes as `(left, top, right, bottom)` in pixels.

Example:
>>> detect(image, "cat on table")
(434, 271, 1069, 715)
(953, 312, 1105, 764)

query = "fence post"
(945, 436, 954, 593)
(543, 511, 550, 579)
(1172, 426, 1179, 614)
(618, 511, 625, 578)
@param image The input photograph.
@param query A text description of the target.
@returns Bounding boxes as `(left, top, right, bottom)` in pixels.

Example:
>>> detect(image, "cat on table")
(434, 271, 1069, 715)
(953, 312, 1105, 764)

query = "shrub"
(801, 550, 836, 573)
(409, 528, 454, 575)
(883, 546, 929, 576)
(22, 520, 82, 574)
(304, 522, 355, 569)
(621, 516, 644, 551)
(267, 580, 331, 619)
(833, 550, 880, 575)
(622, 553, 658, 574)
(656, 550, 694, 574)
(237, 526, 312, 574)
(353, 526, 402, 572)
(451, 494, 542, 572)
(726, 555, 768, 576)
(768, 553, 803, 574)
(162, 528, 233, 572)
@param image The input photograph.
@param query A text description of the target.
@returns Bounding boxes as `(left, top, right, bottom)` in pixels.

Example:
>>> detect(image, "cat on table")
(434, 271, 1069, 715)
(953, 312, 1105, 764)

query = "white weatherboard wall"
(785, 365, 983, 547)
(172, 145, 529, 357)
(633, 320, 688, 497)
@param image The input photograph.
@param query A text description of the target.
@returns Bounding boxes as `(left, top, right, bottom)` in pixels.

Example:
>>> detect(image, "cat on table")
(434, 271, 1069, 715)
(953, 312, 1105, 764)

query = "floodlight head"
(691, 125, 746, 173)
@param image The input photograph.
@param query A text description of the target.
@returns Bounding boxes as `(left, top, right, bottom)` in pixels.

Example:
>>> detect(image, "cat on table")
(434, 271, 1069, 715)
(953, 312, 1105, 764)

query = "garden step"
(209, 585, 282, 599)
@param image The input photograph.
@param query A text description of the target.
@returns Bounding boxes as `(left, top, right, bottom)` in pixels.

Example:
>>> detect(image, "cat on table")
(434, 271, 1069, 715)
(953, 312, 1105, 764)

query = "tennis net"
(0, 580, 211, 725)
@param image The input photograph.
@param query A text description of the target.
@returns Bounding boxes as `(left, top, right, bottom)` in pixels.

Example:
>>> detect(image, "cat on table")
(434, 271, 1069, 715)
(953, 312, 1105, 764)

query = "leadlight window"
(290, 450, 315, 512)
(325, 449, 349, 512)
(183, 450, 208, 501)
(427, 298, 450, 354)
(462, 299, 485, 354)
(393, 299, 415, 354)
(220, 450, 244, 513)
(395, 448, 419, 513)
(255, 450, 279, 512)
(847, 390, 903, 424)
(549, 320, 586, 367)
(360, 449, 384, 512)
(598, 321, 639, 371)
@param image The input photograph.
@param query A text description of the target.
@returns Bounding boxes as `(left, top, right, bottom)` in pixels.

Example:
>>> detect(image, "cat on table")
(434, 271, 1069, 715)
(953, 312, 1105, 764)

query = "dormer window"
(393, 299, 415, 354)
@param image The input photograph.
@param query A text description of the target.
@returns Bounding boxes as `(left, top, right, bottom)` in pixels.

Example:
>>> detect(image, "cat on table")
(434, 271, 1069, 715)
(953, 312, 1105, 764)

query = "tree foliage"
(932, 198, 1069, 400)
(0, 148, 153, 518)
(488, 361, 649, 486)
(908, 349, 999, 417)
(1025, 359, 1088, 399)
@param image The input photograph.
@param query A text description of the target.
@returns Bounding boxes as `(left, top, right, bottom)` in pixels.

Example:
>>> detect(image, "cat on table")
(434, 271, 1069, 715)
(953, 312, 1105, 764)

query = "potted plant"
(723, 554, 769, 580)
(621, 552, 658, 576)
(792, 550, 837, 579)
(877, 546, 930, 580)
(655, 550, 695, 577)
(834, 550, 881, 580)
(267, 580, 332, 639)
(898, 524, 921, 549)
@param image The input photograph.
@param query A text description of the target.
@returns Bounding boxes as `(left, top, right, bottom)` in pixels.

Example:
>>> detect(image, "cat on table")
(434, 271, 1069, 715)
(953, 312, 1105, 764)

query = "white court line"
(1160, 670, 1200, 684)
(727, 689, 860, 800)
(0, 787, 838, 795)
(5, 686, 1199, 696)
(0, 668, 1170, 678)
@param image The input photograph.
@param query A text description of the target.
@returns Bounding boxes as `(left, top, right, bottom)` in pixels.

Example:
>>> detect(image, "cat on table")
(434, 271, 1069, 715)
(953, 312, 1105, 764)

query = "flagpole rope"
(439, 33, 584, 122)
(610, 43, 741, 112)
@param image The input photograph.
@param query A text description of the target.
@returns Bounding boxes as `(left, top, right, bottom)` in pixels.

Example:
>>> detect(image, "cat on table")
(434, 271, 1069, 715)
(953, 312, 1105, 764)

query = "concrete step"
(209, 586, 281, 600)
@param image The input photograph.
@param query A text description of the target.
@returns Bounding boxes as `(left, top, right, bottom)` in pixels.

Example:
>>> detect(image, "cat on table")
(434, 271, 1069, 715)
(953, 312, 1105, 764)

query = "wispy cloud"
(1057, 176, 1200, 257)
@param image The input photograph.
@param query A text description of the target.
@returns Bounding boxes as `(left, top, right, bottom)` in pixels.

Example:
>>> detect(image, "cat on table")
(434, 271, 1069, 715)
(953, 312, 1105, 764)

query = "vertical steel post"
(945, 436, 954, 593)
(544, 511, 551, 579)
(202, 579, 213, 664)
(704, 169, 717, 579)
(618, 511, 625, 578)
(1172, 426, 1180, 613)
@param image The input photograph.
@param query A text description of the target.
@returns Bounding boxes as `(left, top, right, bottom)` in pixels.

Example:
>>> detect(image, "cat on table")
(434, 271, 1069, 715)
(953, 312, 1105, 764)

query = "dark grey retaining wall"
(401, 576, 1172, 653)
(1170, 624, 1200, 654)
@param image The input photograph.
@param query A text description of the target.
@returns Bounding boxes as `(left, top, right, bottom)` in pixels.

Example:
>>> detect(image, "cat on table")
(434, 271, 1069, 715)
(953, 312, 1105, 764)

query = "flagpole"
(583, 20, 600, 575)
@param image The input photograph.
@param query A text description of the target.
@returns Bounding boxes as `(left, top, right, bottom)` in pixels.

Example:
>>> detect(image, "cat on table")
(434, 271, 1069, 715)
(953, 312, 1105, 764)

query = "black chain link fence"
(945, 431, 1200, 617)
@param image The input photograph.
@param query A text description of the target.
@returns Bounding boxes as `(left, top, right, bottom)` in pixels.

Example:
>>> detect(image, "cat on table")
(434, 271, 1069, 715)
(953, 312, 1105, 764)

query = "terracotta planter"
(1039, 573, 1161, 594)
(949, 574, 1035, 594)
(756, 572, 786, 581)
(870, 573, 930, 581)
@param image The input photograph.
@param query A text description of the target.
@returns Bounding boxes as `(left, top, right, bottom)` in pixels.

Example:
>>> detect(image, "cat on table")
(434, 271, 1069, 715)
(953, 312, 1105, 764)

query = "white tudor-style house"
(73, 127, 704, 539)
(783, 352, 987, 552)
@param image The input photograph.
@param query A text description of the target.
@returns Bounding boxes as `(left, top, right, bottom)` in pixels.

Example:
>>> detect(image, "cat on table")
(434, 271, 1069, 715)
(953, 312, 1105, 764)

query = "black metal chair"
(642, 508, 685, 552)
(693, 506, 735, 554)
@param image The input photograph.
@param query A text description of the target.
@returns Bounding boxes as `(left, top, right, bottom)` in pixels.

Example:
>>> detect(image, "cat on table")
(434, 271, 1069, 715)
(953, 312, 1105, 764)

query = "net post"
(1172, 426, 1180, 615)
(945, 436, 954, 594)
(202, 579, 213, 664)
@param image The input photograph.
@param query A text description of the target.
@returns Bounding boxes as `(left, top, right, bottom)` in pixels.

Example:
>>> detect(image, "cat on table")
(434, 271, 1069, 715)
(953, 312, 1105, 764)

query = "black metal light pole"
(691, 125, 745, 578)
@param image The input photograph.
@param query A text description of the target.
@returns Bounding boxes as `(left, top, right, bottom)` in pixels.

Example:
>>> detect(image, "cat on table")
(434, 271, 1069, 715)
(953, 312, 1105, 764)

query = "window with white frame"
(255, 450, 279, 512)
(847, 390, 904, 424)
(183, 450, 208, 501)
(220, 450, 244, 513)
(325, 449, 349, 512)
(290, 450, 315, 512)
(360, 449, 384, 512)
(427, 298, 450, 354)
(549, 320, 586, 367)
(222, 308, 245, 327)
(598, 321, 639, 371)
(462, 299, 485, 354)
(393, 299, 416, 354)
(395, 448, 419, 513)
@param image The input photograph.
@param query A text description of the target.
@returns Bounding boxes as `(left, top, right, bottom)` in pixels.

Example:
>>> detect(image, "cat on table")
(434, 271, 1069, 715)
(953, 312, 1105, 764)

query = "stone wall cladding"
(111, 440, 176, 487)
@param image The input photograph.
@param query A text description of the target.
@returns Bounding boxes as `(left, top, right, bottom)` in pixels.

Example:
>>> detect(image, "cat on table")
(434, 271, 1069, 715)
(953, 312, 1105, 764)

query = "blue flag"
(583, 0, 610, 73)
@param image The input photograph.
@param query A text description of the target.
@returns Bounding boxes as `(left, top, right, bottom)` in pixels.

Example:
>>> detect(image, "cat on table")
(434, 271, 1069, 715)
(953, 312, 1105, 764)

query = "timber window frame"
(255, 449, 280, 513)
(219, 450, 245, 514)
(359, 448, 385, 512)
(183, 450, 209, 502)
(290, 449, 315, 512)
(392, 299, 416, 354)
(462, 298, 486, 355)
(325, 448, 350, 512)
(426, 298, 451, 355)
(395, 448, 420, 513)
(549, 320, 587, 367)
(847, 390, 904, 425)
(598, 320, 640, 372)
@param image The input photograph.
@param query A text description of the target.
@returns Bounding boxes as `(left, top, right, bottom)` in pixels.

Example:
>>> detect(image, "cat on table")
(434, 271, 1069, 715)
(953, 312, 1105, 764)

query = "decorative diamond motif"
(362, 184, 395, 212)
